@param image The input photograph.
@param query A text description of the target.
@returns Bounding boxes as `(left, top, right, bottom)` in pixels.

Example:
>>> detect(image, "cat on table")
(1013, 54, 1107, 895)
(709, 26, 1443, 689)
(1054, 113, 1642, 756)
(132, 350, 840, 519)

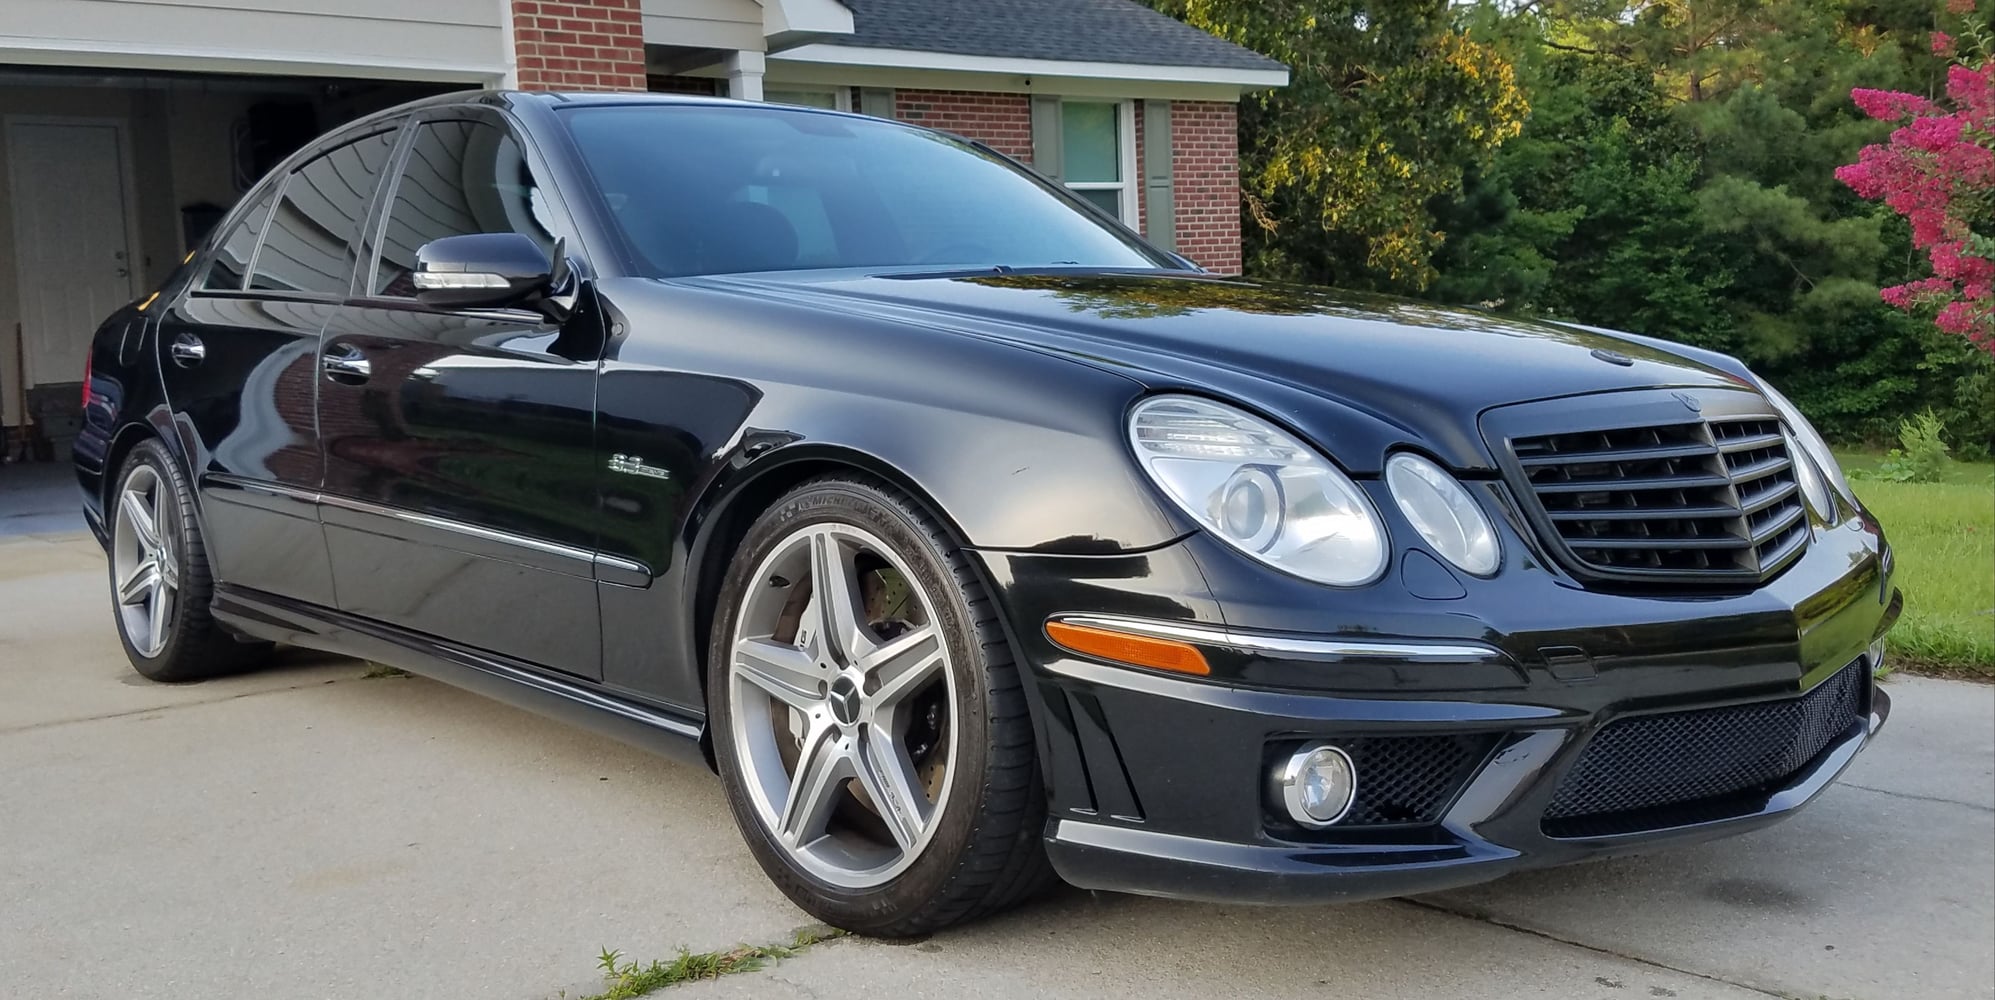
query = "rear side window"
(250, 129, 399, 296)
(200, 187, 278, 291)
(370, 119, 559, 297)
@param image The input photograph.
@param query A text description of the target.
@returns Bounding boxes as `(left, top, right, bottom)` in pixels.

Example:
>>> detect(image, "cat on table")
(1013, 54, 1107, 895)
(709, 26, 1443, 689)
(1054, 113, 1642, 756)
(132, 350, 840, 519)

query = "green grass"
(1835, 449, 1994, 678)
(582, 926, 847, 999)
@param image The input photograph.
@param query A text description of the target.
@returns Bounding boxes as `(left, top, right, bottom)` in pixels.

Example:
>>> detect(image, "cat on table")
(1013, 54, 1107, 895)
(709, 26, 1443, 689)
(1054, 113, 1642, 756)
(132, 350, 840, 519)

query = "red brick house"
(0, 0, 1284, 448)
(633, 0, 1288, 274)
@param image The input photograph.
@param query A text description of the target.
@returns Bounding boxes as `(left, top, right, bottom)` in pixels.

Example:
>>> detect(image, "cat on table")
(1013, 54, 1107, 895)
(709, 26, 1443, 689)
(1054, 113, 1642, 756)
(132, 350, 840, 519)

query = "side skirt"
(211, 584, 711, 769)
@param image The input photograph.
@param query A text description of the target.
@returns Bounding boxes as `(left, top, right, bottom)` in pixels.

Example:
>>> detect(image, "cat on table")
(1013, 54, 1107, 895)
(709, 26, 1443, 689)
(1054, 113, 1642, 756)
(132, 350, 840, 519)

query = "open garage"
(0, 0, 507, 460)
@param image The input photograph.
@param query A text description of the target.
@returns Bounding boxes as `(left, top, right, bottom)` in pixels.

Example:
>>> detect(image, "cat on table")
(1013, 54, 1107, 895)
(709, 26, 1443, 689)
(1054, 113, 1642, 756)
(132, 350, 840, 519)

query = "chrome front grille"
(1490, 390, 1812, 587)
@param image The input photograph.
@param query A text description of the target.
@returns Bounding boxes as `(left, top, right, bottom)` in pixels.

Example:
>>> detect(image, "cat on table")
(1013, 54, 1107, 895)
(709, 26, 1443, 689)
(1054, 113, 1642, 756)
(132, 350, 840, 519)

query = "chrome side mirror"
(412, 233, 568, 311)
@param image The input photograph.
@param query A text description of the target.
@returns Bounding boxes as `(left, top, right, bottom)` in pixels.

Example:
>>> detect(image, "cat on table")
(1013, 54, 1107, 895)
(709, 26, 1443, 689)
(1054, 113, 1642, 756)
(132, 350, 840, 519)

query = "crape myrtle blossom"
(1836, 19, 1995, 352)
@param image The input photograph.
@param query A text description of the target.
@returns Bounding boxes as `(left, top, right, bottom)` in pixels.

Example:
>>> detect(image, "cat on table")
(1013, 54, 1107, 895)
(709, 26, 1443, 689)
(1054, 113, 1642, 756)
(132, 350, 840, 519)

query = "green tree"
(1147, 0, 1528, 287)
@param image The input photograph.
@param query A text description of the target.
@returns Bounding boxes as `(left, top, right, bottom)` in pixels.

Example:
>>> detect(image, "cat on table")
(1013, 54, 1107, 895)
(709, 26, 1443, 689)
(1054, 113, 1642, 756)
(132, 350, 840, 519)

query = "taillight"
(81, 351, 92, 407)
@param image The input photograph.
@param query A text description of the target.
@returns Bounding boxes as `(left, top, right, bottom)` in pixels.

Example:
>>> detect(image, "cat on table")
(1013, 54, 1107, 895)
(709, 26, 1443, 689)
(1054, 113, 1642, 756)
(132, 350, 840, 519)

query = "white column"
(724, 50, 766, 102)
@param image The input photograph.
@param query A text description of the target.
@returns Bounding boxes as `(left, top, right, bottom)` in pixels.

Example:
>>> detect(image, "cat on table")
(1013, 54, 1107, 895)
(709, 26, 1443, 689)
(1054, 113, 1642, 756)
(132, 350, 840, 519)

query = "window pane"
(201, 187, 277, 291)
(372, 120, 557, 297)
(1074, 187, 1122, 220)
(766, 90, 840, 109)
(1061, 102, 1119, 184)
(562, 106, 1164, 276)
(250, 129, 398, 295)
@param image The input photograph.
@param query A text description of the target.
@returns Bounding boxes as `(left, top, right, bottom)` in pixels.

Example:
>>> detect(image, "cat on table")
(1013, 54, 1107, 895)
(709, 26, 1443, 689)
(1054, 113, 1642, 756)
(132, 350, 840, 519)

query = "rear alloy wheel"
(109, 440, 269, 682)
(710, 476, 1052, 935)
(112, 462, 179, 660)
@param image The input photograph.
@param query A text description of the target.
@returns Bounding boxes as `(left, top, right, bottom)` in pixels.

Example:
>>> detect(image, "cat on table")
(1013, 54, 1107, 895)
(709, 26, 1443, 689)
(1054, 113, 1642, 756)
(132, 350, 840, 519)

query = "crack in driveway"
(1839, 780, 1995, 813)
(0, 675, 359, 736)
(1396, 897, 1812, 1000)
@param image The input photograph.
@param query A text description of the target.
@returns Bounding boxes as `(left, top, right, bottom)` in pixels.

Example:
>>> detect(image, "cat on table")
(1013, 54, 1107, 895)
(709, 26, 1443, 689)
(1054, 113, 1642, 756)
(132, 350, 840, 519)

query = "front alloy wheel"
(710, 476, 1052, 935)
(729, 522, 954, 887)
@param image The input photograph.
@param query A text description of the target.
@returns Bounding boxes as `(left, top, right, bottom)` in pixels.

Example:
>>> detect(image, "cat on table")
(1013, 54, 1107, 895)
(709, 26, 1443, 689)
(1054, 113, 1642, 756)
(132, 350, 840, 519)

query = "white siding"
(644, 0, 765, 53)
(0, 0, 507, 82)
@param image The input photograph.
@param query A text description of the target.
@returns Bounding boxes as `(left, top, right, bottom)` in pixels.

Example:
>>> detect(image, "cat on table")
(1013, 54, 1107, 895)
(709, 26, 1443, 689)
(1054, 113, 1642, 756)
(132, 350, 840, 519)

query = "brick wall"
(894, 90, 1033, 161)
(1133, 106, 1147, 240)
(1169, 101, 1242, 274)
(889, 93, 1241, 270)
(511, 0, 646, 92)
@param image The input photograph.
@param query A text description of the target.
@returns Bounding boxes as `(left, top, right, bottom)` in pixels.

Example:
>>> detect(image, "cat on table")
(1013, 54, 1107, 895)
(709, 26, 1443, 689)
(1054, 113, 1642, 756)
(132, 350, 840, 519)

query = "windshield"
(561, 104, 1174, 278)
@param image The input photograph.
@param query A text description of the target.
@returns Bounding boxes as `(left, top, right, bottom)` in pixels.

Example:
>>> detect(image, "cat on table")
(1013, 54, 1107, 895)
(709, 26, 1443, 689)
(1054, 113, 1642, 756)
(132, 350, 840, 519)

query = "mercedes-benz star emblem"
(1590, 348, 1635, 366)
(1672, 391, 1703, 412)
(828, 676, 862, 726)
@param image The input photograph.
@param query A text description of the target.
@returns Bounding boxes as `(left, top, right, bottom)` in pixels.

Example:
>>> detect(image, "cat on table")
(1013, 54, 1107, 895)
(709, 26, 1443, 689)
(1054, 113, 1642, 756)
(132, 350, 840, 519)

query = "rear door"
(155, 124, 402, 607)
(316, 109, 606, 679)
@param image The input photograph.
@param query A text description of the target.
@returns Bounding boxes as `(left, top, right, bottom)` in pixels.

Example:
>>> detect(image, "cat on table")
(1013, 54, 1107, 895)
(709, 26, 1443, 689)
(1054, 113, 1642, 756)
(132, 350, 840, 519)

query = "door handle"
(169, 333, 206, 367)
(321, 344, 372, 384)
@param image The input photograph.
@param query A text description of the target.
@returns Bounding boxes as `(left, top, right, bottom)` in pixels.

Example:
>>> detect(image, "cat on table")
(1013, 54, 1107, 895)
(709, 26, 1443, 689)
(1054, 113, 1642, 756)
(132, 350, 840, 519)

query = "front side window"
(200, 186, 279, 291)
(562, 105, 1170, 278)
(250, 128, 400, 296)
(370, 119, 560, 298)
(1060, 101, 1134, 223)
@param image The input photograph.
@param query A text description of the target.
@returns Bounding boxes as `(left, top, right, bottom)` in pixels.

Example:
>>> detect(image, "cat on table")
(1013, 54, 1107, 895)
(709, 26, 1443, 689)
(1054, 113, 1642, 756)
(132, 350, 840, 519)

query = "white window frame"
(1060, 99, 1139, 226)
(763, 86, 852, 111)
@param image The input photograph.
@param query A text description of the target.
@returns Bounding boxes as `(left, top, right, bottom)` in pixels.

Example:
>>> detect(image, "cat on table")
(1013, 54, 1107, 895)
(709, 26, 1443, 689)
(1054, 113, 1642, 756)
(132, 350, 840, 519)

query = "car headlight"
(1384, 453, 1501, 576)
(1754, 377, 1854, 510)
(1129, 395, 1388, 586)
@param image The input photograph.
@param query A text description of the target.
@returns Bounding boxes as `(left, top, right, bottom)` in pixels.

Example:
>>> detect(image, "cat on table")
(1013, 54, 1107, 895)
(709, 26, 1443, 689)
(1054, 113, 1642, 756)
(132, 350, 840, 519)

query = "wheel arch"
(682, 442, 1010, 722)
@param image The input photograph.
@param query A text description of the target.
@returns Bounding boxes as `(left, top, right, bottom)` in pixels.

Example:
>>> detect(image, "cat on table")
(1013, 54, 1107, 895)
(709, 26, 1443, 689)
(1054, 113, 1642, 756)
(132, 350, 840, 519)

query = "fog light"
(1275, 744, 1357, 828)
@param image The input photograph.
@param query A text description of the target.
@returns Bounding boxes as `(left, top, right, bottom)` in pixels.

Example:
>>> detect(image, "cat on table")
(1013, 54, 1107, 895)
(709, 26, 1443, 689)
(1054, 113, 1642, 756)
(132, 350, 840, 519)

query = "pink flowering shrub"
(1835, 12, 1994, 353)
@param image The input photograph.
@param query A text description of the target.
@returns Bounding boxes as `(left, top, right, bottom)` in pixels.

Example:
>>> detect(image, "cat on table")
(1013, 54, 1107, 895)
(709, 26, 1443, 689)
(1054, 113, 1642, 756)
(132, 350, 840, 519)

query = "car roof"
(339, 89, 879, 137)
(387, 89, 812, 113)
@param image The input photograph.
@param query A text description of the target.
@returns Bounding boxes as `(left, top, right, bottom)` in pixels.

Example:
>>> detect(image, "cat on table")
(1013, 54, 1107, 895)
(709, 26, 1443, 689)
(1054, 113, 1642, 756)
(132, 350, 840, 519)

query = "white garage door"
(6, 118, 137, 387)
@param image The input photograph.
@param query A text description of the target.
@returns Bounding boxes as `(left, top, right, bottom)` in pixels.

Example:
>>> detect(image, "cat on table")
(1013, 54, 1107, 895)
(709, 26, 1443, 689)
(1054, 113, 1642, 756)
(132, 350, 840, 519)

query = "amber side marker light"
(1045, 621, 1211, 676)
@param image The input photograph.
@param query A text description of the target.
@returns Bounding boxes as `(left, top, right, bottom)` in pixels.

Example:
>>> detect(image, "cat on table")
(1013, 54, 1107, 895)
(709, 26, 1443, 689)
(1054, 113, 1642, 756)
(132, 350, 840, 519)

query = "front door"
(317, 112, 605, 679)
(6, 118, 136, 388)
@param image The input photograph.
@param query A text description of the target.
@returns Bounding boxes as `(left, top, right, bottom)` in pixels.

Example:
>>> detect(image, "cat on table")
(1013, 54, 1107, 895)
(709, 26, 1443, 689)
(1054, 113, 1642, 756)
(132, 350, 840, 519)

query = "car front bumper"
(978, 505, 1899, 905)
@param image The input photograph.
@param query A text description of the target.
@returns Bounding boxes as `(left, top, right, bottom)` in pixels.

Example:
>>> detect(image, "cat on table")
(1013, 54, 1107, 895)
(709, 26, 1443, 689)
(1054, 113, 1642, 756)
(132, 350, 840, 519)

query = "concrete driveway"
(2, 528, 1990, 1000)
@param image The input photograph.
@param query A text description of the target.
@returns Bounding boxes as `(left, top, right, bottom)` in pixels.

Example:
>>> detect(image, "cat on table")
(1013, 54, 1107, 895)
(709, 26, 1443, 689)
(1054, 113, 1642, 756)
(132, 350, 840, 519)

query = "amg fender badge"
(608, 454, 671, 480)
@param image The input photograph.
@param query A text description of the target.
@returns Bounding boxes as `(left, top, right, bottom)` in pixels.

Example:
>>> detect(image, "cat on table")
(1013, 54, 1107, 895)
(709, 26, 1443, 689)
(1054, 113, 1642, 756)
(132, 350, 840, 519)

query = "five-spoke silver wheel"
(727, 522, 956, 888)
(112, 464, 179, 658)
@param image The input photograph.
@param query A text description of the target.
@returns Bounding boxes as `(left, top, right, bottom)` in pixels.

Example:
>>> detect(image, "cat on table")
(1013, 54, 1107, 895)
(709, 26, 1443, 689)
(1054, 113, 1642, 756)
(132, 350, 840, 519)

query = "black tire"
(708, 475, 1054, 936)
(108, 439, 270, 682)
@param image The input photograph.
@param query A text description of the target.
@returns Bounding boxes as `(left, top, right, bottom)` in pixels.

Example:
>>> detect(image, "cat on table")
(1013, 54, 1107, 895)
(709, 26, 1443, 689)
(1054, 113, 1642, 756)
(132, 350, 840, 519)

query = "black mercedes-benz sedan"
(74, 91, 1898, 936)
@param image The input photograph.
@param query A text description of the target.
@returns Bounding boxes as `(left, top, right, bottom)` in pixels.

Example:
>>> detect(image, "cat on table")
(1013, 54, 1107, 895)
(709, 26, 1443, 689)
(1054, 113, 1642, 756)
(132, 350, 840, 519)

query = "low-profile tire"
(107, 439, 270, 682)
(708, 474, 1054, 936)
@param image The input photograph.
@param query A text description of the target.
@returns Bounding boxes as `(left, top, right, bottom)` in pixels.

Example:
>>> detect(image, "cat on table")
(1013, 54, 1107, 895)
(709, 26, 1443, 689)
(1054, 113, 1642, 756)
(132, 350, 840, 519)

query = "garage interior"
(0, 67, 450, 463)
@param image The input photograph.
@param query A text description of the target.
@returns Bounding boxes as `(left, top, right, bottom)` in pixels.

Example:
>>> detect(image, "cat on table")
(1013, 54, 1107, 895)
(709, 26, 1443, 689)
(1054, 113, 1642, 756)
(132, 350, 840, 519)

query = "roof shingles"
(823, 0, 1284, 73)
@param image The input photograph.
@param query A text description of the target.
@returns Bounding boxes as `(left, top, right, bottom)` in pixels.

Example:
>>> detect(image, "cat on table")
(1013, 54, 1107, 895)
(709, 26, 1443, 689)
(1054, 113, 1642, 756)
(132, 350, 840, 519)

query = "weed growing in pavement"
(584, 925, 848, 998)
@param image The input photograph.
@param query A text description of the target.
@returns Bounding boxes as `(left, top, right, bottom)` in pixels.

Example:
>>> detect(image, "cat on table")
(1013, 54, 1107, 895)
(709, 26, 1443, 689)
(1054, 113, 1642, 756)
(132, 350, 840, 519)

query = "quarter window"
(249, 129, 399, 296)
(1060, 100, 1135, 223)
(199, 186, 278, 291)
(370, 119, 559, 298)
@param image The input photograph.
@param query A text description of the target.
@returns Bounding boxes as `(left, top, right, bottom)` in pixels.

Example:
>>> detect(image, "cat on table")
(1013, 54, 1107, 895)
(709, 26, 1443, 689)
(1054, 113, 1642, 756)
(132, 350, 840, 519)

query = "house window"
(1060, 100, 1137, 224)
(765, 88, 851, 111)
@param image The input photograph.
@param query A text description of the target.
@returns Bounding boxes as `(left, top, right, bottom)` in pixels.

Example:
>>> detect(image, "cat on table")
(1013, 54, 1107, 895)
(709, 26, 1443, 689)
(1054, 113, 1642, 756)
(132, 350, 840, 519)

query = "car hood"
(688, 271, 1754, 472)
